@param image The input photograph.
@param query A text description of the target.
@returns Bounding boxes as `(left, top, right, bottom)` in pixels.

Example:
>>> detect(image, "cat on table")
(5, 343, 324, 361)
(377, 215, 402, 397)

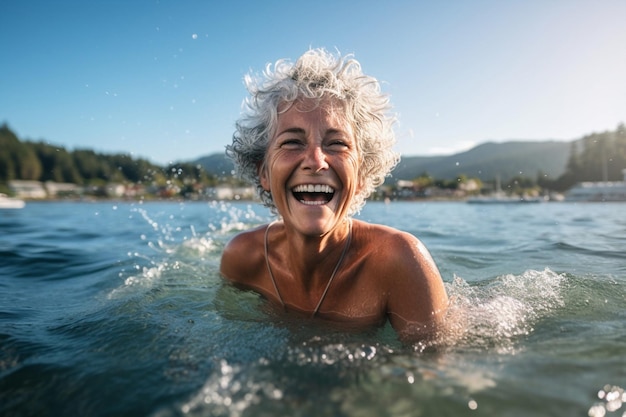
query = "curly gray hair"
(226, 48, 399, 215)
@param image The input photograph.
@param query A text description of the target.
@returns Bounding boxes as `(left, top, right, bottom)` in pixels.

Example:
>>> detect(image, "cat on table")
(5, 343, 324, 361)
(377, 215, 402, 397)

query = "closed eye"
(279, 138, 305, 149)
(326, 140, 351, 151)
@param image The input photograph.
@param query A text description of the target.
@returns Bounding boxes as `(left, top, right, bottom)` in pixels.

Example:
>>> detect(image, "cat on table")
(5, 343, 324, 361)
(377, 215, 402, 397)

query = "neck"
(264, 218, 353, 315)
(289, 218, 351, 261)
(276, 218, 352, 288)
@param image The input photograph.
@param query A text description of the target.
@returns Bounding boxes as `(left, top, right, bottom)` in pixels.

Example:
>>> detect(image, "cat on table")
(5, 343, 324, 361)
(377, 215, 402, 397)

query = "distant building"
(458, 179, 480, 192)
(566, 169, 626, 202)
(395, 179, 427, 199)
(105, 183, 126, 198)
(124, 184, 146, 198)
(8, 180, 47, 199)
(205, 185, 255, 200)
(45, 181, 81, 197)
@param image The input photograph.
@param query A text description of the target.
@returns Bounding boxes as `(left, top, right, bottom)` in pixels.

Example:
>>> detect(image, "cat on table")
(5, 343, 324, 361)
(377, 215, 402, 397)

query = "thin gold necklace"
(264, 220, 353, 317)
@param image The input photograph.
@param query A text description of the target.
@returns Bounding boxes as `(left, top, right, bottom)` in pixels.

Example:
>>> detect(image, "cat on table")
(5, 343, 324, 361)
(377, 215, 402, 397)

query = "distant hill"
(393, 140, 572, 182)
(194, 153, 235, 178)
(194, 140, 572, 183)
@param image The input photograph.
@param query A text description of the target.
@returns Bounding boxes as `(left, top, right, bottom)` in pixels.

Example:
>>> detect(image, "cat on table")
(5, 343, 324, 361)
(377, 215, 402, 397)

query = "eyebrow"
(276, 127, 306, 137)
(275, 127, 348, 137)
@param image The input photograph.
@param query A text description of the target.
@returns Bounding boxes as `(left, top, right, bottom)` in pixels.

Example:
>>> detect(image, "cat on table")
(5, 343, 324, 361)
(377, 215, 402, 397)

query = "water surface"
(1, 201, 624, 416)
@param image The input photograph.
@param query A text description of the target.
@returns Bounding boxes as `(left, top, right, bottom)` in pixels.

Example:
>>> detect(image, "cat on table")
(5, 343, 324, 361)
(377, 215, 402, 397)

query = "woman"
(220, 49, 448, 342)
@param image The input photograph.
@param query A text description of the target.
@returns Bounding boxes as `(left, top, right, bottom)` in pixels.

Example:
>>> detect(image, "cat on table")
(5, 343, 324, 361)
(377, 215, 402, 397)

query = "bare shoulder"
(352, 220, 448, 340)
(351, 220, 440, 287)
(352, 220, 430, 264)
(220, 224, 267, 285)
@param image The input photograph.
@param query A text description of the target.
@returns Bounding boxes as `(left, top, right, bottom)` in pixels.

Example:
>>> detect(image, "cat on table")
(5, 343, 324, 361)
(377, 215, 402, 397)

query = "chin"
(288, 203, 349, 235)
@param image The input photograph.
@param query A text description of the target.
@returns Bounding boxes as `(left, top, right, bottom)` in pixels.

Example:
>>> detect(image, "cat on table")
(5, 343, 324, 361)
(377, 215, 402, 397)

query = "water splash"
(442, 268, 567, 352)
(174, 360, 284, 417)
(111, 205, 573, 416)
(208, 201, 267, 235)
(108, 202, 269, 300)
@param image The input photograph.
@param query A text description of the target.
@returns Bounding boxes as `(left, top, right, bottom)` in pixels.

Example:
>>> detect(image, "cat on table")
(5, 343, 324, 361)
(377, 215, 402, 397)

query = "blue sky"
(1, 0, 625, 165)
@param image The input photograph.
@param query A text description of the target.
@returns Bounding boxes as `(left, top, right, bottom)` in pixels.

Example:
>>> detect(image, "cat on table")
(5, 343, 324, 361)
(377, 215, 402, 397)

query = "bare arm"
(219, 226, 280, 303)
(220, 227, 264, 285)
(384, 232, 449, 343)
(220, 232, 246, 283)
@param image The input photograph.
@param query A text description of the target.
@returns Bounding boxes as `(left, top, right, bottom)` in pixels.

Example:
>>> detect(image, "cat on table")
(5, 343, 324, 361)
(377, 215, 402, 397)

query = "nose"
(302, 144, 329, 172)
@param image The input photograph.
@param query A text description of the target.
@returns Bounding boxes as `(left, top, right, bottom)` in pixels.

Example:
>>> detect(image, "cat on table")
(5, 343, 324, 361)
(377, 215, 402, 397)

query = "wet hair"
(226, 48, 399, 215)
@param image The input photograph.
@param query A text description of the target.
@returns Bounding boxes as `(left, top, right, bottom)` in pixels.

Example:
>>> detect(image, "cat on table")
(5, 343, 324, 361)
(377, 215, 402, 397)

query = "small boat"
(0, 193, 26, 209)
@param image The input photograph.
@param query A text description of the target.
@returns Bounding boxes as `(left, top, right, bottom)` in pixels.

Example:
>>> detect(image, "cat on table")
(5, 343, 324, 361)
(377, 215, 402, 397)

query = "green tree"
(608, 123, 626, 180)
(555, 123, 626, 189)
(0, 124, 20, 181)
(16, 146, 42, 180)
(31, 142, 82, 183)
(74, 149, 112, 182)
(0, 124, 42, 181)
(412, 172, 434, 189)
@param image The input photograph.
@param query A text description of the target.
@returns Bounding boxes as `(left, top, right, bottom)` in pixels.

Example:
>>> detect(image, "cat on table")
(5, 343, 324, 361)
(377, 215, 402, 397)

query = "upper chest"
(261, 246, 389, 322)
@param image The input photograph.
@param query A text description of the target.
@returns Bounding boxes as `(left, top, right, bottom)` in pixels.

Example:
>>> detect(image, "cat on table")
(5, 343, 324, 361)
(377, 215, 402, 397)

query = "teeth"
(293, 184, 334, 193)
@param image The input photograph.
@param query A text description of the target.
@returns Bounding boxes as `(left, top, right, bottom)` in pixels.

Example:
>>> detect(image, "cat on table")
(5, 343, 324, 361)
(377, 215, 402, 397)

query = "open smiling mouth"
(292, 184, 335, 206)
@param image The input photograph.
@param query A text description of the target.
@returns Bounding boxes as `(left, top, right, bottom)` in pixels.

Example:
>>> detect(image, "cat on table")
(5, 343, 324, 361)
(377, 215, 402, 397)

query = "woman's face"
(260, 99, 360, 237)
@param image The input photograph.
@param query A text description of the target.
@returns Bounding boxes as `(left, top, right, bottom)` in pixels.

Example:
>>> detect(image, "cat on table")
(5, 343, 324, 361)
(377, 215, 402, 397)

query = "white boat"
(0, 193, 26, 209)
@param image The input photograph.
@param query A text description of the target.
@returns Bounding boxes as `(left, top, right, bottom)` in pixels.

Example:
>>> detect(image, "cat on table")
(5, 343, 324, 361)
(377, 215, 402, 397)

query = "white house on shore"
(9, 180, 83, 198)
(45, 181, 81, 197)
(8, 180, 47, 199)
(566, 169, 626, 202)
(204, 186, 255, 200)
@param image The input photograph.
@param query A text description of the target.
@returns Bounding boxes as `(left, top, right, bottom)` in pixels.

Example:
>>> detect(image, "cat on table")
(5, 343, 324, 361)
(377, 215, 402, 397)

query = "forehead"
(276, 98, 350, 130)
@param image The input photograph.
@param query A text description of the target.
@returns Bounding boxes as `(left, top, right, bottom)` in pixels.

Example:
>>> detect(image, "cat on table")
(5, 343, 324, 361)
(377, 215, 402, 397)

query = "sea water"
(0, 200, 624, 417)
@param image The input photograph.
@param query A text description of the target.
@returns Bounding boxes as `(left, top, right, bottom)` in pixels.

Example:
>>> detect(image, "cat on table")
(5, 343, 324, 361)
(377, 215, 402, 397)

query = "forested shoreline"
(0, 124, 237, 198)
(540, 123, 626, 191)
(2, 122, 625, 198)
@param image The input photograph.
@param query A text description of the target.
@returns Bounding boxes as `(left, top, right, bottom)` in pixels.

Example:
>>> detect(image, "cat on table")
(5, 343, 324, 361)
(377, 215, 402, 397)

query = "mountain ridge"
(194, 140, 572, 183)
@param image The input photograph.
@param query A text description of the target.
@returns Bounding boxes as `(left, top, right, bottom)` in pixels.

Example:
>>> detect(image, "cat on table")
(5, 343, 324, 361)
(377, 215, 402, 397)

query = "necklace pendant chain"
(264, 220, 353, 317)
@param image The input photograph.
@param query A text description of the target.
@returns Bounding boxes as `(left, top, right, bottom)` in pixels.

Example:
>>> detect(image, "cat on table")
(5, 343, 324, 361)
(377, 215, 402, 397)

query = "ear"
(258, 161, 270, 191)
(355, 167, 364, 194)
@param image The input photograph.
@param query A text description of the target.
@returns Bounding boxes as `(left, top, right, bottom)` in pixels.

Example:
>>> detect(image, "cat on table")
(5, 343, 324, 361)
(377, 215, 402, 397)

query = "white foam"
(177, 360, 283, 417)
(442, 268, 567, 351)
